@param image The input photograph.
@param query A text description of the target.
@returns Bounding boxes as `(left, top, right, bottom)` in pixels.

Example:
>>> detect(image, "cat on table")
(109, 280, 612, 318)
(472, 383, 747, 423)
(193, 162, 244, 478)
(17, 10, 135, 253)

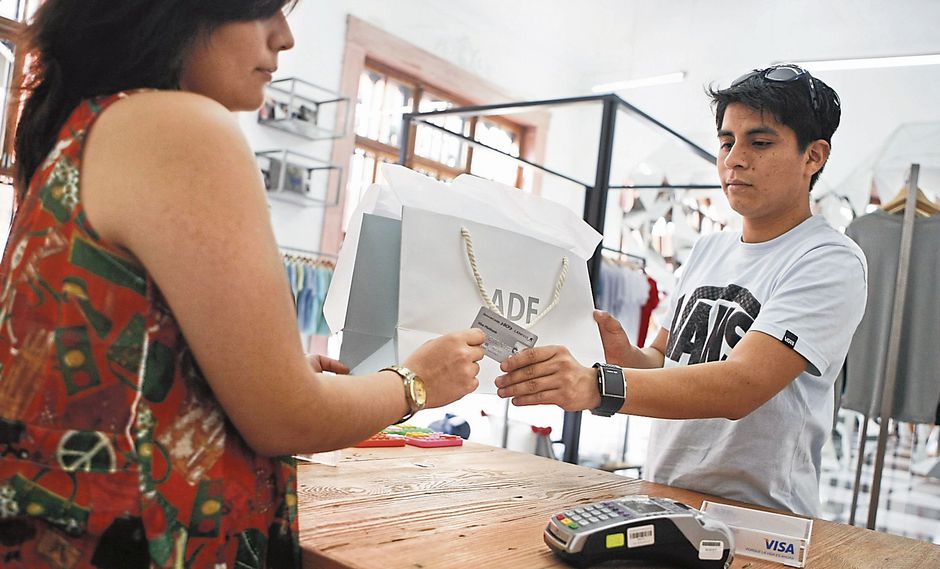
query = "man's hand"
(494, 346, 600, 411)
(306, 354, 350, 375)
(594, 310, 636, 366)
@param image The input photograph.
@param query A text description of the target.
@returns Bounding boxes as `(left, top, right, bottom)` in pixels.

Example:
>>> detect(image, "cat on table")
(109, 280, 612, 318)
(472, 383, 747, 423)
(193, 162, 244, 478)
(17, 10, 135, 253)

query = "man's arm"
(495, 329, 805, 420)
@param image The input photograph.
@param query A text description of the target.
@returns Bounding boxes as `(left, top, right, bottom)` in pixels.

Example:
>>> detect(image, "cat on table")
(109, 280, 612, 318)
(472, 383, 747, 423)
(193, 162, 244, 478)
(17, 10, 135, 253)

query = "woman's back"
(0, 92, 300, 568)
(1, 3, 486, 565)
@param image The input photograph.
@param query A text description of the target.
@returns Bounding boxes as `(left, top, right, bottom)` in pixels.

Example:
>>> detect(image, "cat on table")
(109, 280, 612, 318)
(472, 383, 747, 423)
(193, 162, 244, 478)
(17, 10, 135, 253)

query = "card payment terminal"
(544, 496, 733, 568)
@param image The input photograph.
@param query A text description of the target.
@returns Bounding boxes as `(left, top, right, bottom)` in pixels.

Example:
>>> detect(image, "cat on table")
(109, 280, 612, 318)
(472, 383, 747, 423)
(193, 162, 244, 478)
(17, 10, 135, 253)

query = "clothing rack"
(279, 245, 337, 266)
(600, 245, 646, 269)
(847, 163, 920, 530)
(398, 93, 717, 464)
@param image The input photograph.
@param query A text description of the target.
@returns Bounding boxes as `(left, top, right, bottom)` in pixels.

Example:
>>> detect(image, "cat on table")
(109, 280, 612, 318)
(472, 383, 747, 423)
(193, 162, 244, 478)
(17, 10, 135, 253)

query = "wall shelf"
(258, 78, 349, 141)
(256, 149, 342, 207)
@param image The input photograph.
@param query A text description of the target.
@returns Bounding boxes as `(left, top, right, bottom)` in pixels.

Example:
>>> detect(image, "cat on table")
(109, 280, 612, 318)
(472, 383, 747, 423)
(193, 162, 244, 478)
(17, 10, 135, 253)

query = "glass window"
(0, 0, 38, 22)
(342, 147, 396, 230)
(0, 181, 12, 250)
(0, 38, 15, 168)
(470, 118, 526, 188)
(1, 1, 24, 22)
(354, 71, 414, 147)
(414, 92, 469, 168)
(1, 14, 27, 185)
(347, 63, 531, 229)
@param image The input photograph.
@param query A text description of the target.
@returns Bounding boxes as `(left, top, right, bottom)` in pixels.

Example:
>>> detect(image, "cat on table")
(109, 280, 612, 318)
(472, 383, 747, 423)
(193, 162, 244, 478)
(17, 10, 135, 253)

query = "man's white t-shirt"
(645, 215, 867, 516)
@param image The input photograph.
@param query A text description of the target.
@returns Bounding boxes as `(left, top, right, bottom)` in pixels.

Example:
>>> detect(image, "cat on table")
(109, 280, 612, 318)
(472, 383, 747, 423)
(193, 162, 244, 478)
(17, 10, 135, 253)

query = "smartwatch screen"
(601, 366, 625, 397)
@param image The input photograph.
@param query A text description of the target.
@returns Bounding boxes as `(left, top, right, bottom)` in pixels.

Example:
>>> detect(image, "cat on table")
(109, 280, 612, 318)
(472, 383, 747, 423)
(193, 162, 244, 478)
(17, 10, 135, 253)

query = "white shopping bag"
(324, 165, 604, 393)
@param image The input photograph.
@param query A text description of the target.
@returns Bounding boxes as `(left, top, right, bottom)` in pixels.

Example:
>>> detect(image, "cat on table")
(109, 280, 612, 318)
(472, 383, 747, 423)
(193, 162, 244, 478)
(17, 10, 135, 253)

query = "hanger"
(880, 186, 940, 217)
(600, 246, 646, 271)
(280, 249, 336, 269)
(602, 255, 643, 272)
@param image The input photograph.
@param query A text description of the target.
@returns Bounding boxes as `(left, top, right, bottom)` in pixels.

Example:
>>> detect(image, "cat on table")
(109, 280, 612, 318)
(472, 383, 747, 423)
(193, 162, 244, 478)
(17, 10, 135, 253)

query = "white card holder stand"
(700, 501, 812, 568)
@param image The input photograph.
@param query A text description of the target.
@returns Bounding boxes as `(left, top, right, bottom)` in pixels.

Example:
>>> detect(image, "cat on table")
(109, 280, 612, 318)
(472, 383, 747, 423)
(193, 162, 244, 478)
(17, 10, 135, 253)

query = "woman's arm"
(81, 91, 483, 456)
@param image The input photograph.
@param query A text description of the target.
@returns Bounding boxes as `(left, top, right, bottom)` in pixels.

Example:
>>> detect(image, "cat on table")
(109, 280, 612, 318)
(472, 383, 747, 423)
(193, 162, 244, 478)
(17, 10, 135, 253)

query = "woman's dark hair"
(707, 71, 841, 190)
(14, 0, 294, 198)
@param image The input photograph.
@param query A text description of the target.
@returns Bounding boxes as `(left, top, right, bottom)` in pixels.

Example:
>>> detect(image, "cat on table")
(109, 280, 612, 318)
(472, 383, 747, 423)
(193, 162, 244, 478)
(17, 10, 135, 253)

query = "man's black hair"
(708, 69, 841, 190)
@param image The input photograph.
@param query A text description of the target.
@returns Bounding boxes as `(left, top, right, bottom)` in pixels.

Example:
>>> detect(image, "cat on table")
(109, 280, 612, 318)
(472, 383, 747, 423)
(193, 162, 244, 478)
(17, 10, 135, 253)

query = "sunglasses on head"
(731, 64, 839, 114)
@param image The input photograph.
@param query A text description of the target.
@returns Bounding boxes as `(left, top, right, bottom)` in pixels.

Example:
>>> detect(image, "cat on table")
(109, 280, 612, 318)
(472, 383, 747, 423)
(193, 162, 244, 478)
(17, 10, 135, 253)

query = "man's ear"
(806, 139, 831, 178)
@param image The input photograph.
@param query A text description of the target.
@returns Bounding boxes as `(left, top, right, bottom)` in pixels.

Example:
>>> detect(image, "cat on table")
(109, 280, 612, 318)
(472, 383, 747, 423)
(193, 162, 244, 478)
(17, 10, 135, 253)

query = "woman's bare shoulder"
(100, 89, 231, 122)
(81, 89, 262, 244)
(84, 89, 258, 194)
(90, 90, 243, 152)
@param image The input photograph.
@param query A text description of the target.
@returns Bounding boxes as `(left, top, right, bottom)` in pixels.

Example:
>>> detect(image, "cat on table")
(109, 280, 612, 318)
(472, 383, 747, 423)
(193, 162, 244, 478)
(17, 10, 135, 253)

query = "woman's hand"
(403, 329, 486, 408)
(495, 346, 600, 411)
(306, 354, 350, 375)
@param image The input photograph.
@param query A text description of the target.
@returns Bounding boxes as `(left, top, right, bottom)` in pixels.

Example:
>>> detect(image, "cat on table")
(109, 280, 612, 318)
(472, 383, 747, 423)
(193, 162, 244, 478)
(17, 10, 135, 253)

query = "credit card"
(471, 306, 538, 363)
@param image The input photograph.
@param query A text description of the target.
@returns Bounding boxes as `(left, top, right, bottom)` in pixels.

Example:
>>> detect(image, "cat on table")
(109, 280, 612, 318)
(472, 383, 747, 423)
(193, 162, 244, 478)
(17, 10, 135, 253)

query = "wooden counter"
(297, 442, 940, 568)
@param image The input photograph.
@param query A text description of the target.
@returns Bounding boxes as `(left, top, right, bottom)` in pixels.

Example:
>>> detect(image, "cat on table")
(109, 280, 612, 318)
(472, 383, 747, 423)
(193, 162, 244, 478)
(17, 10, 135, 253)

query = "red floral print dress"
(0, 93, 300, 568)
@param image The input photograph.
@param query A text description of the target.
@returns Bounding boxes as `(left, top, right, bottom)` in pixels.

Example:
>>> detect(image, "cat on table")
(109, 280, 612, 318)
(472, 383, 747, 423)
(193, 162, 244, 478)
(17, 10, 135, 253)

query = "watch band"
(382, 365, 422, 425)
(591, 363, 626, 417)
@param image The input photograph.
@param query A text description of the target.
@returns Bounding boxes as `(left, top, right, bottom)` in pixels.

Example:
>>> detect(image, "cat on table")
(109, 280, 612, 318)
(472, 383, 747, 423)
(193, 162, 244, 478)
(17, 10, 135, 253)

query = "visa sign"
(765, 539, 795, 555)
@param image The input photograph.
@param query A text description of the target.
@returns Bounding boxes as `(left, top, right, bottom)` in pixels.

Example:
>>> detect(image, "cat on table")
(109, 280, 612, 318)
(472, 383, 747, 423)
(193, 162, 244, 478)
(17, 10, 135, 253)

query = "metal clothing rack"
(398, 93, 718, 464)
(279, 245, 338, 259)
(600, 245, 647, 269)
(848, 163, 922, 530)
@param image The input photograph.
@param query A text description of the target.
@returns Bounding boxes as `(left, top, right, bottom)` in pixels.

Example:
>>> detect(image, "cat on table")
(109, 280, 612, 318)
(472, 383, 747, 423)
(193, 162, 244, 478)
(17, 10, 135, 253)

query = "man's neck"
(741, 208, 812, 243)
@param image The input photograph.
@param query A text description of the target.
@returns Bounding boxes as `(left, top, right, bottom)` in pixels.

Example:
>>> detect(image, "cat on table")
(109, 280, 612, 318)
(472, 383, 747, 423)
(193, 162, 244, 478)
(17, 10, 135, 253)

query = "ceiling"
(328, 0, 940, 206)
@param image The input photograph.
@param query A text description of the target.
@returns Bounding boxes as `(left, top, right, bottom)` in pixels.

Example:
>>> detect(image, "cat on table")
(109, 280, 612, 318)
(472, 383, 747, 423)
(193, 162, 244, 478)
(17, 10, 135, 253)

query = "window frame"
(354, 58, 528, 185)
(321, 16, 550, 257)
(0, 15, 27, 184)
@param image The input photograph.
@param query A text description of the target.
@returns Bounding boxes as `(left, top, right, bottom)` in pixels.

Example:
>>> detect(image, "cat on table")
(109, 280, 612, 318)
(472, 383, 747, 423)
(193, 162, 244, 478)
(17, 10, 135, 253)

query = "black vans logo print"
(665, 285, 761, 365)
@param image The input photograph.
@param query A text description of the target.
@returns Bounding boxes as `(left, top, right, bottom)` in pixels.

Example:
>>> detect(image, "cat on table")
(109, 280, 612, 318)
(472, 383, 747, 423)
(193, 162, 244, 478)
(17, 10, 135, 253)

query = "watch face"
(602, 366, 626, 397)
(411, 379, 427, 407)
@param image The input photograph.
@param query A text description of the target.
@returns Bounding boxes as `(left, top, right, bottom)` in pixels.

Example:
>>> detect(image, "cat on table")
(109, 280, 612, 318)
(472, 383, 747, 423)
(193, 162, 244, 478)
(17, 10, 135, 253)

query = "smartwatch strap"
(591, 363, 626, 417)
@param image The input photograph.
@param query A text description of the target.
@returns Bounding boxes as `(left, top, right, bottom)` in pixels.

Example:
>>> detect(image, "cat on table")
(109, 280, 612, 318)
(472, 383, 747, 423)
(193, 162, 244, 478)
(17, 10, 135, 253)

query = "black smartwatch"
(591, 363, 626, 417)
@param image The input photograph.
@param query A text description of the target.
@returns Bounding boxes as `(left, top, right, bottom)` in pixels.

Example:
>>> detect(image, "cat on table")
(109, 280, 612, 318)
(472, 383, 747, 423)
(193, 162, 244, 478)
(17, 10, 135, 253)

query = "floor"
(819, 414, 940, 544)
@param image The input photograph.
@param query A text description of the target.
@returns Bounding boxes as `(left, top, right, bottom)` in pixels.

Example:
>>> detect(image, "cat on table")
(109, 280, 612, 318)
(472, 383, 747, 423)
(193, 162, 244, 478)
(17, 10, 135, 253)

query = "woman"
(0, 1, 485, 567)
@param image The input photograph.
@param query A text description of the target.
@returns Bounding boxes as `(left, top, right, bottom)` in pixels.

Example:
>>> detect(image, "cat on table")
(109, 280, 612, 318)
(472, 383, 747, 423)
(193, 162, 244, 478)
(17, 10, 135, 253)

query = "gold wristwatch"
(382, 365, 427, 424)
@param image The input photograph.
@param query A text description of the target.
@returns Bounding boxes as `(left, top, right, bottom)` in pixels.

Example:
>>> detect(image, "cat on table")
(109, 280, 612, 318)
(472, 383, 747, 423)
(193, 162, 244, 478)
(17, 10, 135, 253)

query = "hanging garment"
(285, 260, 299, 304)
(281, 256, 334, 337)
(294, 259, 304, 296)
(637, 275, 660, 347)
(0, 93, 300, 568)
(597, 260, 650, 342)
(300, 266, 318, 335)
(313, 267, 334, 336)
(293, 265, 308, 333)
(842, 210, 940, 423)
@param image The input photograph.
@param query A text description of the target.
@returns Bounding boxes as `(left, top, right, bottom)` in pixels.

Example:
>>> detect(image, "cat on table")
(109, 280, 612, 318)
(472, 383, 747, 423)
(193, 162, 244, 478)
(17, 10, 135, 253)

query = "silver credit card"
(471, 306, 538, 363)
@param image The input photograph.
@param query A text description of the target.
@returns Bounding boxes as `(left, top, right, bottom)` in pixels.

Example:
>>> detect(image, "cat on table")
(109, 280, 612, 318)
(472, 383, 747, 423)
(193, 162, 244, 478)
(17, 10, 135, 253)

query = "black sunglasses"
(731, 64, 839, 114)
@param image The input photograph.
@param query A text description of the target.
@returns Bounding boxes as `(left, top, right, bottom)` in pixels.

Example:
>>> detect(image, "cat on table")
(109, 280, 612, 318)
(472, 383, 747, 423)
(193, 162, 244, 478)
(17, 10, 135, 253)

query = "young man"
(495, 65, 867, 517)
